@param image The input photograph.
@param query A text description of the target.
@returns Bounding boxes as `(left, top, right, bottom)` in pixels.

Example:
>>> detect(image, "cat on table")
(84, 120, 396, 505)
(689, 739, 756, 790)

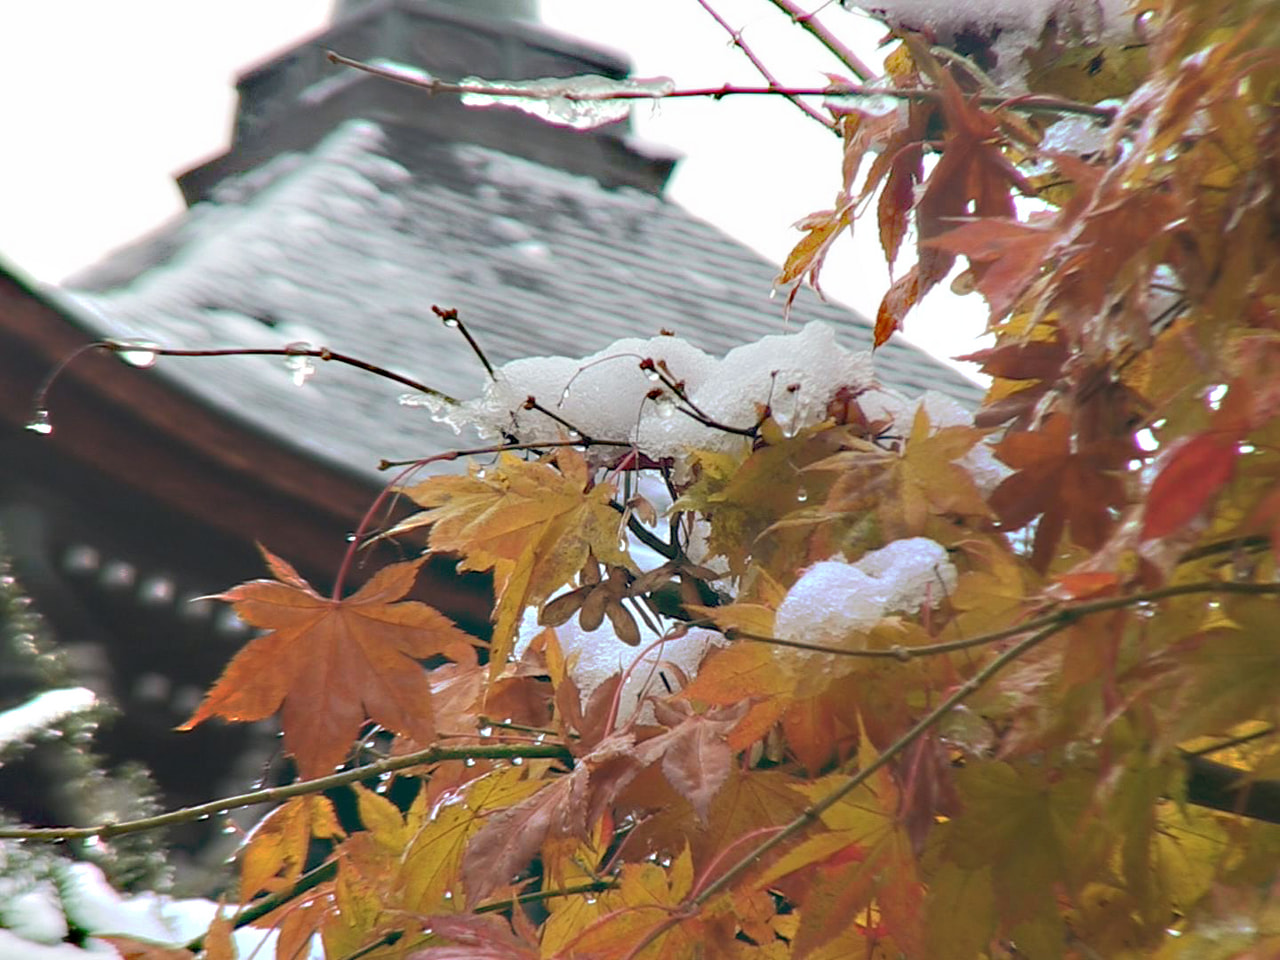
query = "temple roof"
(61, 116, 982, 482)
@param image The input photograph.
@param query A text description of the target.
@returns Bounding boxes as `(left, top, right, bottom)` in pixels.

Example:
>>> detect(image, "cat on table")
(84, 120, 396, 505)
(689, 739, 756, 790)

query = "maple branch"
(378, 437, 634, 470)
(326, 51, 1118, 122)
(186, 858, 339, 953)
(689, 577, 1280, 908)
(693, 0, 835, 129)
(610, 500, 679, 559)
(98, 341, 460, 404)
(432, 304, 495, 379)
(639, 358, 761, 438)
(763, 0, 877, 81)
(0, 742, 572, 843)
(523, 396, 595, 443)
(690, 620, 1067, 907)
(327, 879, 624, 960)
(726, 579, 1280, 660)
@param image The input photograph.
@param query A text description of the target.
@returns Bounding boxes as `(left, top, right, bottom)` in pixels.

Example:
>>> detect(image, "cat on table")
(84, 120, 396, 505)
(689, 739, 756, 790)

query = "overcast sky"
(0, 1, 987, 375)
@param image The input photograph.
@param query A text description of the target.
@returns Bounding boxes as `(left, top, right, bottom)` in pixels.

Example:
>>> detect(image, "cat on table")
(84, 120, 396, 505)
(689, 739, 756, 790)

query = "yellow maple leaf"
(396, 448, 630, 675)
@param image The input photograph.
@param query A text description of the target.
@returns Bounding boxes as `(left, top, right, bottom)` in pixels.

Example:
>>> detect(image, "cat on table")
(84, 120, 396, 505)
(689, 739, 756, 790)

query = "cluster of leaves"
(16, 0, 1280, 958)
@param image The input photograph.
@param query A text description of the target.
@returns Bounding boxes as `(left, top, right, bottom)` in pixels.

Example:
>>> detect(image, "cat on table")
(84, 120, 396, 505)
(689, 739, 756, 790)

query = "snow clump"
(854, 0, 1135, 89)
(433, 322, 879, 461)
(774, 538, 957, 651)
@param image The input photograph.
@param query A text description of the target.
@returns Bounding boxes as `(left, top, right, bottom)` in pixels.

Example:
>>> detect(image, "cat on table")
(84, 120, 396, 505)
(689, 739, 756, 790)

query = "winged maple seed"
(180, 546, 477, 778)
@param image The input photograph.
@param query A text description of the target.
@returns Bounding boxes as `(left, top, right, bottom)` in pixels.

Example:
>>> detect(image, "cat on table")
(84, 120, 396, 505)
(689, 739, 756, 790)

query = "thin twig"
(764, 0, 877, 80)
(611, 501, 679, 560)
(1184, 725, 1276, 758)
(102, 342, 459, 404)
(432, 304, 495, 379)
(692, 0, 834, 129)
(378, 437, 634, 471)
(0, 742, 572, 842)
(524, 396, 595, 443)
(326, 50, 1119, 122)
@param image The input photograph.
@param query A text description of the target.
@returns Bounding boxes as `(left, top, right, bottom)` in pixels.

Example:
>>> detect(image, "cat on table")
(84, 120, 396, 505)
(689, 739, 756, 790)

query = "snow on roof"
(59, 118, 983, 482)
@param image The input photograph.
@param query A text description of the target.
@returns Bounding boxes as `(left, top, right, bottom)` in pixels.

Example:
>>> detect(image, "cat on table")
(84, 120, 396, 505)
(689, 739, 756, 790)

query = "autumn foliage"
(35, 0, 1280, 957)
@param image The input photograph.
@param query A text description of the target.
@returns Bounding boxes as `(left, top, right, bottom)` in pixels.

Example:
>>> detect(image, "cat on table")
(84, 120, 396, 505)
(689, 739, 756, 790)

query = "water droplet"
(464, 757, 476, 767)
(443, 889, 454, 900)
(114, 341, 160, 368)
(222, 821, 237, 835)
(399, 393, 431, 408)
(479, 725, 494, 737)
(511, 756, 524, 766)
(82, 834, 103, 852)
(559, 387, 572, 403)
(443, 316, 460, 328)
(25, 410, 53, 435)
(345, 533, 358, 543)
(285, 355, 316, 386)
(534, 732, 546, 743)
(584, 894, 598, 904)
(197, 813, 211, 821)
(769, 288, 778, 300)
(796, 487, 808, 503)
(655, 394, 676, 418)
(646, 370, 661, 383)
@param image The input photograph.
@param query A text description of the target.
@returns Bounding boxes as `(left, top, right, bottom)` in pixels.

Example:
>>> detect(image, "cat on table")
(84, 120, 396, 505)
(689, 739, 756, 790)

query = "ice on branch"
(432, 322, 879, 459)
(460, 74, 675, 130)
(774, 538, 957, 648)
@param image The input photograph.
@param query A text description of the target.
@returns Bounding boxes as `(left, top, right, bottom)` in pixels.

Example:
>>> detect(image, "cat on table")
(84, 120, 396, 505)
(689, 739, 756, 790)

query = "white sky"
(0, 1, 987, 376)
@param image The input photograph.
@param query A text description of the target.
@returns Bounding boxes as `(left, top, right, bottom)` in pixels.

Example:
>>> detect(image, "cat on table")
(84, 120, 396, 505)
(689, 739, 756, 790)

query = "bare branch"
(763, 0, 878, 81)
(692, 0, 836, 129)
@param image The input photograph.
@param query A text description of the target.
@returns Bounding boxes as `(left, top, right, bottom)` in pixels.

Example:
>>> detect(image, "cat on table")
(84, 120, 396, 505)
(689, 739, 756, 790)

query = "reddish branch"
(326, 50, 1119, 122)
(692, 0, 835, 129)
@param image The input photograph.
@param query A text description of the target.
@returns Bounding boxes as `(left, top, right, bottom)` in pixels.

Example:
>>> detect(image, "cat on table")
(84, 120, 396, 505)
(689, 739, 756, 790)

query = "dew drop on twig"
(25, 410, 53, 436)
(114, 341, 160, 369)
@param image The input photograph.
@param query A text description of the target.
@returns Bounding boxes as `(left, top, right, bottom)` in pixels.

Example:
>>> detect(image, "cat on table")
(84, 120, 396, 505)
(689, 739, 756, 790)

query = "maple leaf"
(636, 699, 742, 823)
(1142, 428, 1243, 541)
(407, 915, 540, 960)
(396, 448, 630, 674)
(239, 794, 345, 901)
(100, 940, 194, 960)
(181, 548, 476, 778)
(989, 413, 1131, 572)
(461, 733, 642, 906)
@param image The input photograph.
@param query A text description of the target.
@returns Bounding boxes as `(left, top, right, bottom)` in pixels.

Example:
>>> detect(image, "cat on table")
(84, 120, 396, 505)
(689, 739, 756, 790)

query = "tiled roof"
(61, 118, 984, 483)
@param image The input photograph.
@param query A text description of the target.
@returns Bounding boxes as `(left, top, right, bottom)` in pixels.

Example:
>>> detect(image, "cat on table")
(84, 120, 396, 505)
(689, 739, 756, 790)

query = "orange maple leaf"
(181, 547, 476, 778)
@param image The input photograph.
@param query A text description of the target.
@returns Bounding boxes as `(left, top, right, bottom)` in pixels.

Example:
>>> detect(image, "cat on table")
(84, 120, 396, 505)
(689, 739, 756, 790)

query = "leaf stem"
(0, 742, 572, 842)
